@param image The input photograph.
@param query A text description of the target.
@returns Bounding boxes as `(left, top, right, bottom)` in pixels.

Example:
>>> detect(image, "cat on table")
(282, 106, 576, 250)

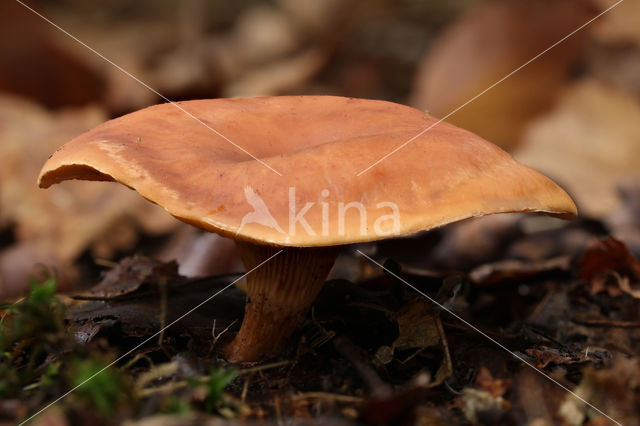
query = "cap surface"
(39, 96, 577, 246)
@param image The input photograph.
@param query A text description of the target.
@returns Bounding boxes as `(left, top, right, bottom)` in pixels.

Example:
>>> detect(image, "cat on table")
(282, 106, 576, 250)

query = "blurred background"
(1, 0, 639, 299)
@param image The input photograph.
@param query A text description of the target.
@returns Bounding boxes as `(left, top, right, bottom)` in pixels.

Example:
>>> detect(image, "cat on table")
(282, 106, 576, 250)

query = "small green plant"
(1, 277, 136, 419)
(68, 357, 130, 417)
(0, 277, 67, 398)
(162, 394, 192, 415)
(0, 277, 64, 345)
(22, 361, 61, 393)
(189, 367, 237, 414)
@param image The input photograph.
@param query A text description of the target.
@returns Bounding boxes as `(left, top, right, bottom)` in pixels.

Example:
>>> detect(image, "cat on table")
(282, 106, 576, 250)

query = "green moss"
(67, 357, 130, 417)
(0, 278, 67, 398)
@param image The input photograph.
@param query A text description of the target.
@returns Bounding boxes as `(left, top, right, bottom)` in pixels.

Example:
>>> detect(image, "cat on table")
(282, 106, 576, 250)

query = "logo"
(237, 186, 401, 238)
(237, 187, 284, 235)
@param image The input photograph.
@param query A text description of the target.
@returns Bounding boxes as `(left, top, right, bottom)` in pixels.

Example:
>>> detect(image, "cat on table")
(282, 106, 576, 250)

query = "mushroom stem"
(225, 242, 338, 362)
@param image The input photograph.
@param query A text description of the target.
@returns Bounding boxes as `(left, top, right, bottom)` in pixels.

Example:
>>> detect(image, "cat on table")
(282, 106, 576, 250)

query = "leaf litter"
(2, 0, 640, 424)
(3, 202, 640, 425)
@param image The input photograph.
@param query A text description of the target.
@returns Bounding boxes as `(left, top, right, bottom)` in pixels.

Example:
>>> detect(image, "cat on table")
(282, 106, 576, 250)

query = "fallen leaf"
(393, 298, 442, 351)
(44, 6, 181, 113)
(0, 95, 180, 298)
(411, 0, 594, 149)
(515, 80, 640, 218)
(559, 356, 640, 425)
(224, 48, 327, 97)
(606, 179, 640, 256)
(277, 0, 352, 34)
(590, 0, 640, 47)
(470, 256, 571, 286)
(524, 346, 600, 369)
(429, 213, 522, 270)
(588, 43, 640, 98)
(75, 256, 181, 300)
(0, 1, 104, 108)
(359, 373, 437, 426)
(511, 366, 568, 425)
(474, 366, 511, 398)
(578, 237, 640, 299)
(70, 257, 244, 343)
(392, 298, 452, 387)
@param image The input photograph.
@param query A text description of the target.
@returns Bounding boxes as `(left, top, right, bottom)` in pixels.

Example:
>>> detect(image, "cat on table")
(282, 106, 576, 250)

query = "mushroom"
(38, 96, 577, 361)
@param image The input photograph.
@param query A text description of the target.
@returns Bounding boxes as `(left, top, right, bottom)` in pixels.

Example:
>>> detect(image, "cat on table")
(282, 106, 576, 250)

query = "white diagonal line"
(357, 250, 623, 426)
(18, 250, 282, 426)
(14, 0, 283, 177)
(356, 0, 625, 176)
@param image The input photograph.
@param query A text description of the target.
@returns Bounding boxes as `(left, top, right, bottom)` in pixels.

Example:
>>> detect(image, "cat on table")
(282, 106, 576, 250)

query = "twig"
(121, 353, 154, 371)
(308, 308, 335, 349)
(333, 335, 392, 398)
(241, 376, 249, 403)
(290, 392, 364, 403)
(0, 297, 24, 325)
(138, 380, 188, 398)
(210, 318, 238, 353)
(135, 362, 179, 393)
(157, 276, 171, 358)
(237, 360, 292, 375)
(94, 258, 119, 268)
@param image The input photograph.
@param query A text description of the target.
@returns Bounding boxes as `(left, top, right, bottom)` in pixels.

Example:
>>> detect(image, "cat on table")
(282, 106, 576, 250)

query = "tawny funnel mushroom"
(38, 96, 577, 361)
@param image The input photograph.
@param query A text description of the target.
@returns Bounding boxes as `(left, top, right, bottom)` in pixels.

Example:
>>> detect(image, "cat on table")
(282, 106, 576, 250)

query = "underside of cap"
(39, 96, 577, 246)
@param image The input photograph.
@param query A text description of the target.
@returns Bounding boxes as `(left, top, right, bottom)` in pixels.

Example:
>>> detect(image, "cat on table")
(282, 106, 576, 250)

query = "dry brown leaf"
(0, 96, 178, 258)
(392, 298, 452, 387)
(588, 43, 640, 98)
(0, 96, 179, 298)
(0, 1, 104, 109)
(579, 237, 640, 281)
(410, 0, 594, 150)
(393, 299, 441, 351)
(578, 237, 640, 299)
(75, 257, 181, 300)
(231, 5, 300, 67)
(474, 366, 511, 398)
(511, 367, 568, 425)
(45, 8, 180, 112)
(430, 213, 522, 270)
(277, 0, 351, 34)
(224, 48, 327, 97)
(0, 242, 76, 297)
(590, 0, 640, 47)
(525, 346, 592, 369)
(605, 180, 640, 256)
(559, 356, 640, 425)
(70, 258, 244, 343)
(515, 80, 640, 218)
(470, 256, 571, 286)
(212, 4, 301, 82)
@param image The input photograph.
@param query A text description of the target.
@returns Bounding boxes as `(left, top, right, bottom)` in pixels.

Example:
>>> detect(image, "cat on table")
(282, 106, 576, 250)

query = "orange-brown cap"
(38, 96, 577, 246)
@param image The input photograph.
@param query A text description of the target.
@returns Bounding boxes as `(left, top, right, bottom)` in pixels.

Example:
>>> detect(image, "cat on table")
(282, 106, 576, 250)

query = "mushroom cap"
(39, 96, 577, 247)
